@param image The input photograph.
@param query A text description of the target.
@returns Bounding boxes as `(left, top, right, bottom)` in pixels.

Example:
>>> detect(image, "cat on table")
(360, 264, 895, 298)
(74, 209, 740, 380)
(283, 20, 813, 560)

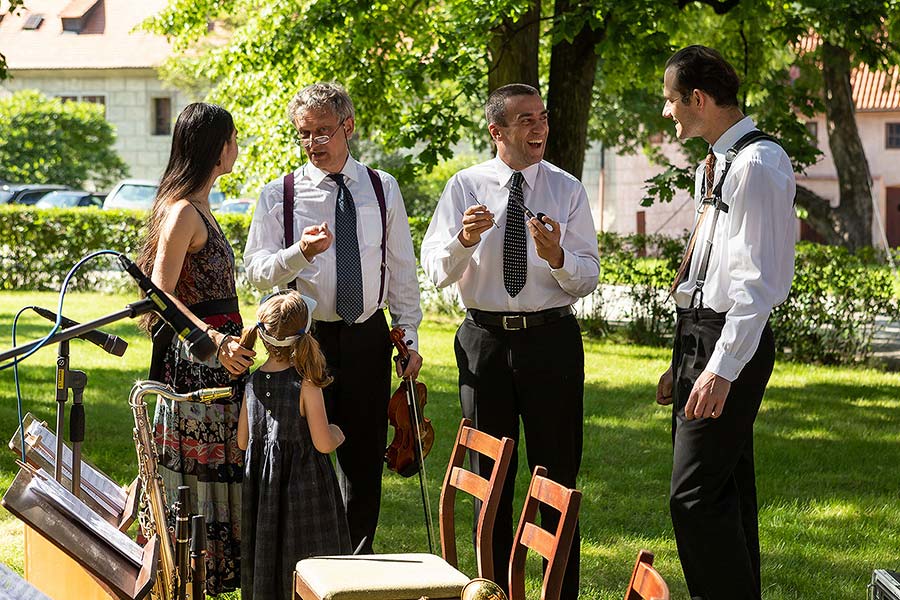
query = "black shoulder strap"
(366, 166, 388, 305)
(692, 130, 779, 308)
(283, 172, 296, 290)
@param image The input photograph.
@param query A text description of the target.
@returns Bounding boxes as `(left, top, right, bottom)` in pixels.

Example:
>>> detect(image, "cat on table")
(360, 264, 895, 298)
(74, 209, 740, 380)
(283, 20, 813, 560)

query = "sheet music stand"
(2, 465, 158, 600)
(8, 413, 139, 530)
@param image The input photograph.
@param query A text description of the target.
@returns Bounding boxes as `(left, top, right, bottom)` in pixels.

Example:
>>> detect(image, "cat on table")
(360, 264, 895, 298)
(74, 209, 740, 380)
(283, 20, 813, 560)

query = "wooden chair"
(293, 418, 515, 599)
(508, 466, 582, 600)
(624, 550, 670, 600)
(440, 417, 515, 580)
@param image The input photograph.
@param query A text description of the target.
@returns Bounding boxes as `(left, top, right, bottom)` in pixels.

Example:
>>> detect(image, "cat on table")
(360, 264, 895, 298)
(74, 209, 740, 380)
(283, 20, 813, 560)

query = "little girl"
(238, 290, 351, 600)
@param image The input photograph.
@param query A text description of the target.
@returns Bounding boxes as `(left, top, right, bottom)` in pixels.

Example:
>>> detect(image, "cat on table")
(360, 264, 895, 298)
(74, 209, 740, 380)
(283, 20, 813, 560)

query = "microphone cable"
(2, 249, 122, 462)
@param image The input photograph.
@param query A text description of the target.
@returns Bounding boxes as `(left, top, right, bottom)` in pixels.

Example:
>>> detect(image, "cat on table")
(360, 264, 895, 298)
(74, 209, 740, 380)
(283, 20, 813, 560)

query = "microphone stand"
(0, 298, 157, 489)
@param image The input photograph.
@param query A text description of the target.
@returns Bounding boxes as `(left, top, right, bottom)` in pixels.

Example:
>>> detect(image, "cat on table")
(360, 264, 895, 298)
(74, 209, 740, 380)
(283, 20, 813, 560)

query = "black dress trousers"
(455, 312, 583, 599)
(313, 310, 392, 554)
(669, 307, 775, 600)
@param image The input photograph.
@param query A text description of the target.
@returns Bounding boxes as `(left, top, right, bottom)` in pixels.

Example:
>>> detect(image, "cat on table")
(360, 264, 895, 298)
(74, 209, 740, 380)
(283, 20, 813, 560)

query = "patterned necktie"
(503, 171, 527, 297)
(669, 148, 717, 296)
(329, 173, 364, 324)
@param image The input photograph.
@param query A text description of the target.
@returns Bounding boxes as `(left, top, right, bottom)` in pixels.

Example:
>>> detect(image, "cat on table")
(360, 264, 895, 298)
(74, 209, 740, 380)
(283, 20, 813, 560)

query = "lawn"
(1, 291, 899, 599)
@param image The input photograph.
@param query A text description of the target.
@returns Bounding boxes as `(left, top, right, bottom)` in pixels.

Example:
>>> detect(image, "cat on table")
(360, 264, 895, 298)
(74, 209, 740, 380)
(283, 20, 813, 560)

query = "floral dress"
(151, 206, 244, 594)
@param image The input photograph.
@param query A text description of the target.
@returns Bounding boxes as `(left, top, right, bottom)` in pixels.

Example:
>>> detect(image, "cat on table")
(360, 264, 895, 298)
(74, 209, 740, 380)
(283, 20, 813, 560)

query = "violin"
(384, 327, 436, 552)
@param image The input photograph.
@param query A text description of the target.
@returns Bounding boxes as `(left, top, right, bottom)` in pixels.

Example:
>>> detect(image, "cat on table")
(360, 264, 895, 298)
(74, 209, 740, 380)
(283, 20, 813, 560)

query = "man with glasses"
(244, 82, 422, 554)
(421, 83, 599, 599)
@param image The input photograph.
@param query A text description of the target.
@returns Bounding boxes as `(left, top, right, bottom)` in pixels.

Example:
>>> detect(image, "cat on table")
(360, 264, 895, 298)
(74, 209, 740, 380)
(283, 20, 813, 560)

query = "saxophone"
(129, 380, 232, 600)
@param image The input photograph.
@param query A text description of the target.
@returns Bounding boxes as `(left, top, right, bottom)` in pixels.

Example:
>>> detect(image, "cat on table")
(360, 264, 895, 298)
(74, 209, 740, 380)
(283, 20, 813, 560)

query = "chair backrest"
(439, 418, 515, 582)
(508, 466, 582, 600)
(624, 550, 670, 600)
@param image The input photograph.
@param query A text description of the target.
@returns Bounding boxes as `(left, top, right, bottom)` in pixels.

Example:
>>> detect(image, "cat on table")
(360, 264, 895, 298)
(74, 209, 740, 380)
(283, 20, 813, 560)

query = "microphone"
(116, 254, 217, 361)
(32, 306, 128, 357)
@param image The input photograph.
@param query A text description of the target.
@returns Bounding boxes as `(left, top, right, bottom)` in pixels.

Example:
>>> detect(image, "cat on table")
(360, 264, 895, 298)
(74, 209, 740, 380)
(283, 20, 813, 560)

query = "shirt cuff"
(550, 248, 575, 282)
(449, 229, 480, 255)
(705, 349, 745, 382)
(281, 242, 311, 273)
(402, 328, 419, 352)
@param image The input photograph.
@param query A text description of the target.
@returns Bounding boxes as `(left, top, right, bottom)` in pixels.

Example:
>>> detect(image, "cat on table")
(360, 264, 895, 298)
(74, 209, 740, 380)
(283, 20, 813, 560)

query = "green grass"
(1, 291, 899, 599)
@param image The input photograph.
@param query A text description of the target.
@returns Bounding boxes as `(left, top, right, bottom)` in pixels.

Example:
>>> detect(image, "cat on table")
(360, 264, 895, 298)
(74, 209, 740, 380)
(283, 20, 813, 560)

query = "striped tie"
(669, 148, 716, 296)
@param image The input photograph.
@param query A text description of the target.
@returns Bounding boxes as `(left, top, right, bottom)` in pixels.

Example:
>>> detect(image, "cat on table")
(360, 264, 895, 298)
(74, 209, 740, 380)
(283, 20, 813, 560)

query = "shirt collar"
(303, 154, 361, 187)
(493, 156, 541, 191)
(711, 116, 756, 159)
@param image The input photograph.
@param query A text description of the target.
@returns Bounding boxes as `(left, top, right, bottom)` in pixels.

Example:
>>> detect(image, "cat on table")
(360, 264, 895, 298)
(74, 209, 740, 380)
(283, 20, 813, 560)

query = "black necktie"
(329, 173, 364, 324)
(504, 171, 527, 297)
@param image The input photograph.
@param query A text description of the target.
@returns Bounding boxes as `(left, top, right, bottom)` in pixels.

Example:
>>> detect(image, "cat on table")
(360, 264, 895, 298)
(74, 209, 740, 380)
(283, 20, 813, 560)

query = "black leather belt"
(467, 306, 573, 331)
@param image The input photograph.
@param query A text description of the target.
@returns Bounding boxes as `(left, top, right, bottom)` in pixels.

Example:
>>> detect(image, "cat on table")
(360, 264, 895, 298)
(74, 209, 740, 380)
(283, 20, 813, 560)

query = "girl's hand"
(218, 334, 256, 375)
(329, 424, 346, 447)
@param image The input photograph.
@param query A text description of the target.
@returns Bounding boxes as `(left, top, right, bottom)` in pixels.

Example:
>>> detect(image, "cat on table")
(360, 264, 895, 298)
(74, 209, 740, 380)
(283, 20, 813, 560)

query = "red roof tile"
(0, 0, 172, 70)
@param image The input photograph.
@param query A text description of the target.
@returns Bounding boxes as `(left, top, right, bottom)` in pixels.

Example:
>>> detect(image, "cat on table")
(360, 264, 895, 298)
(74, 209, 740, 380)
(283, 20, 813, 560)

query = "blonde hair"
(238, 291, 332, 388)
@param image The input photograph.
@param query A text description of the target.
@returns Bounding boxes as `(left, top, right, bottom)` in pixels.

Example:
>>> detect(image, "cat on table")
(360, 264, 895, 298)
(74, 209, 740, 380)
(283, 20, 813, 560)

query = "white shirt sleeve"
(421, 175, 478, 289)
(381, 173, 423, 350)
(243, 178, 312, 291)
(706, 158, 796, 381)
(549, 184, 600, 298)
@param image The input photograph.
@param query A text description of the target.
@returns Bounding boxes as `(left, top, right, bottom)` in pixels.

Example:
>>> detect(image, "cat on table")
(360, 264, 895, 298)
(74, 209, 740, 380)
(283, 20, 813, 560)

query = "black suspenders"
(691, 130, 780, 309)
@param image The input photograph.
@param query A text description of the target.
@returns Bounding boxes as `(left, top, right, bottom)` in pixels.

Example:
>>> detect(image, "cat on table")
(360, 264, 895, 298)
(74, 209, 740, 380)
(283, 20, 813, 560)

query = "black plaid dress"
(241, 367, 352, 600)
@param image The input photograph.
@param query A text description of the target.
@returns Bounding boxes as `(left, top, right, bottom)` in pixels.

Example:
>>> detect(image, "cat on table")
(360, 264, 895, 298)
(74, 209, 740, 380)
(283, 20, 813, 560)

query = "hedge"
(2, 207, 897, 365)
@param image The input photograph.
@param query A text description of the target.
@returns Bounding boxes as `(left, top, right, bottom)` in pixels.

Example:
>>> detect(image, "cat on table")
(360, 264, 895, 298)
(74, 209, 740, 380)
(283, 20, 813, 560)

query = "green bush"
(596, 231, 683, 344)
(0, 90, 128, 189)
(771, 242, 899, 364)
(0, 206, 250, 291)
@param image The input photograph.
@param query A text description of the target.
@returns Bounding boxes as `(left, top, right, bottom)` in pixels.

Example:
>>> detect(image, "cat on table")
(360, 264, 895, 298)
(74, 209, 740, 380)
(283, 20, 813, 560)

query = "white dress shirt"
(673, 116, 796, 381)
(244, 155, 422, 349)
(421, 157, 599, 312)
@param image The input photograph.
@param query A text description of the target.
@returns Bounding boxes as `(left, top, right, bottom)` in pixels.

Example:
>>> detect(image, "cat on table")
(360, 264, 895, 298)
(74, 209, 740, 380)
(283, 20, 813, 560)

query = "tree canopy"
(146, 0, 900, 247)
(0, 91, 129, 189)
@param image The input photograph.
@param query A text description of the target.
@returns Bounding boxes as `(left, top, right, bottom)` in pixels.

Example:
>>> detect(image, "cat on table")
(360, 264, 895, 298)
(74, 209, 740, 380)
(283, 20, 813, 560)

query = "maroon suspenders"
(282, 167, 387, 303)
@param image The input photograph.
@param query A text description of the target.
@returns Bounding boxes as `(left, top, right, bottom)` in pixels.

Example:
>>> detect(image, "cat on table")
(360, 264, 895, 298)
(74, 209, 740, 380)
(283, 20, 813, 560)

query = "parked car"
(216, 199, 255, 215)
(102, 179, 158, 211)
(36, 190, 105, 209)
(103, 179, 227, 211)
(0, 184, 69, 205)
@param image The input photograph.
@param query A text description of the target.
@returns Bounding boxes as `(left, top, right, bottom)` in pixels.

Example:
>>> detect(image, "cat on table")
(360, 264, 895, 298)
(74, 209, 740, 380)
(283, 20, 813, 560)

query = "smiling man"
(243, 83, 422, 556)
(656, 46, 796, 600)
(421, 83, 599, 599)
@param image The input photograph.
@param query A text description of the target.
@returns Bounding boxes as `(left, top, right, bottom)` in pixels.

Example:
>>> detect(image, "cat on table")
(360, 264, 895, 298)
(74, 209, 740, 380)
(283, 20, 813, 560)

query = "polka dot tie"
(329, 173, 364, 324)
(504, 171, 527, 297)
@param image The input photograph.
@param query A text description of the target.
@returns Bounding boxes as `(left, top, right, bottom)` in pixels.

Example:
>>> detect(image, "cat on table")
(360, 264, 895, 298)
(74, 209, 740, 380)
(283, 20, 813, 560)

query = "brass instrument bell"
(460, 578, 509, 600)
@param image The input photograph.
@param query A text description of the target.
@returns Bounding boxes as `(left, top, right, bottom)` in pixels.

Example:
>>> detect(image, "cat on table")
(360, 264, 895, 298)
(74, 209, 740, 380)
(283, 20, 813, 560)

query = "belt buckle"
(502, 315, 526, 330)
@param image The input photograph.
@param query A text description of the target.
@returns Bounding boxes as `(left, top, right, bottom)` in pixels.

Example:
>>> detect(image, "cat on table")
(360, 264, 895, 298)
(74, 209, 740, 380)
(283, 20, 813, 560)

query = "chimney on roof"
(60, 0, 102, 33)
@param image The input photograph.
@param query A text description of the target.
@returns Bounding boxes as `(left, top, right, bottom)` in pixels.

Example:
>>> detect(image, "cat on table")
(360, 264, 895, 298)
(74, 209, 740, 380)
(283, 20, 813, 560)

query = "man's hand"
(527, 215, 563, 269)
(458, 204, 496, 248)
(395, 348, 423, 379)
(299, 222, 333, 260)
(656, 366, 673, 406)
(684, 370, 731, 420)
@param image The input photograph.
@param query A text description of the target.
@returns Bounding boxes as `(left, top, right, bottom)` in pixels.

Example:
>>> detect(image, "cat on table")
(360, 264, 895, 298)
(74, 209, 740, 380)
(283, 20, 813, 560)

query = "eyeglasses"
(294, 119, 347, 147)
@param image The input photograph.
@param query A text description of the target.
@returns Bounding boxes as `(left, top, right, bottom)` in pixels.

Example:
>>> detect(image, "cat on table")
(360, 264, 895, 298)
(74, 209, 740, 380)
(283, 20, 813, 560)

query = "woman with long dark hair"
(137, 102, 255, 594)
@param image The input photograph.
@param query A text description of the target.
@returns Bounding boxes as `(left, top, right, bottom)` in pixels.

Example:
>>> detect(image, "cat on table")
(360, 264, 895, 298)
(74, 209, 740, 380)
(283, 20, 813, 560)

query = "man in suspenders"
(656, 46, 796, 599)
(244, 83, 423, 554)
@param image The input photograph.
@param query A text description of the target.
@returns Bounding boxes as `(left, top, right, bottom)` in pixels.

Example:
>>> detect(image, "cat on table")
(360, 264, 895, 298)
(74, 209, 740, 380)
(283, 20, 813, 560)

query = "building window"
(887, 123, 900, 149)
(23, 14, 43, 30)
(56, 94, 106, 117)
(153, 97, 172, 136)
(648, 132, 664, 145)
(57, 95, 78, 103)
(806, 121, 818, 146)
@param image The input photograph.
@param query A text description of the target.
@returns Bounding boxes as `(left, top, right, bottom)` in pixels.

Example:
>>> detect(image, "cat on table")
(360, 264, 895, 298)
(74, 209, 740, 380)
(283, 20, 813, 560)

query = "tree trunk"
(545, 5, 605, 179)
(821, 41, 874, 250)
(794, 185, 844, 246)
(487, 0, 540, 93)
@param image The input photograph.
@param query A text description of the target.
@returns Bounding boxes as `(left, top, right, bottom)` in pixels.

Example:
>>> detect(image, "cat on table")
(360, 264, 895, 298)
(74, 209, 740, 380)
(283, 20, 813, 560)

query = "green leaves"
(0, 91, 129, 189)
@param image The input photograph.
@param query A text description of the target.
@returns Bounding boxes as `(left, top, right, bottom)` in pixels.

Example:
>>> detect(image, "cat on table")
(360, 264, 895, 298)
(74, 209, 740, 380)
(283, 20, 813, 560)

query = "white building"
(0, 0, 186, 184)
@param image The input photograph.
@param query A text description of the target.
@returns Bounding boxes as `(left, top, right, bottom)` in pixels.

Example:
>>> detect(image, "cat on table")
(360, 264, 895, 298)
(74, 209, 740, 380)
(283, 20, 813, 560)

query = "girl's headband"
(256, 290, 317, 347)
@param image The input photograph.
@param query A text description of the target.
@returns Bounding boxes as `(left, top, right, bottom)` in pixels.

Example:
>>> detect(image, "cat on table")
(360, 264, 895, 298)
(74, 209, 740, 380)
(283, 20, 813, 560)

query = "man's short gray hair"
(288, 83, 355, 126)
